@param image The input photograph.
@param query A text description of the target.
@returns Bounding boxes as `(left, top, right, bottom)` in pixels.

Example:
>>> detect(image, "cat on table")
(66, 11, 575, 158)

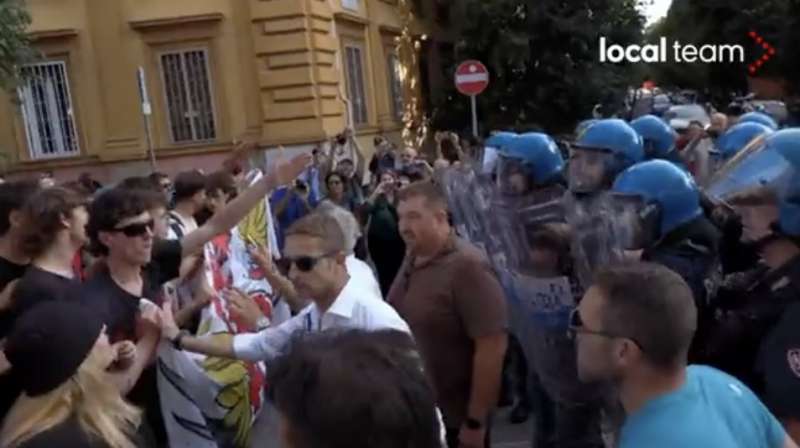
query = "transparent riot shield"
(706, 134, 794, 201)
(439, 165, 610, 447)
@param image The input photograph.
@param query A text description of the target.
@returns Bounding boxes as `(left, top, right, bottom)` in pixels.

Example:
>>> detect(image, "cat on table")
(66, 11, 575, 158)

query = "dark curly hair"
(269, 329, 441, 448)
(87, 188, 149, 256)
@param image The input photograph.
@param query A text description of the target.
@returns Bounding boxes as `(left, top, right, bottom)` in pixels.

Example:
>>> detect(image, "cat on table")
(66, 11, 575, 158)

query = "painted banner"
(157, 170, 283, 448)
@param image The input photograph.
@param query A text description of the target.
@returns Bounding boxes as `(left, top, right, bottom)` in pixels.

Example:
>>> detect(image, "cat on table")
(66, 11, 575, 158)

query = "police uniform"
(755, 256, 800, 420)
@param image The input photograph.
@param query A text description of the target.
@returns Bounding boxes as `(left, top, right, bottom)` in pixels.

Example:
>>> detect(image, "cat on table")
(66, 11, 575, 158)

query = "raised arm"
(180, 153, 311, 257)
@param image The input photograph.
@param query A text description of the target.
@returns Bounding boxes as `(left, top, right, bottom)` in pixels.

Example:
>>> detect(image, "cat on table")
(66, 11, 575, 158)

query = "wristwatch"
(171, 330, 190, 350)
(465, 417, 483, 430)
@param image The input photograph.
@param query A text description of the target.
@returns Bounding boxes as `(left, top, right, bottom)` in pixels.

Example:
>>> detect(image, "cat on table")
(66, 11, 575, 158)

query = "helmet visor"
(567, 147, 614, 194)
(706, 135, 794, 201)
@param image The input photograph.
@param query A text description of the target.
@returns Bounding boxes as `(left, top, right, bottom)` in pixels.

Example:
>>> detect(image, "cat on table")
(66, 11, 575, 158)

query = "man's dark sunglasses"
(284, 251, 337, 273)
(568, 308, 645, 351)
(111, 219, 154, 238)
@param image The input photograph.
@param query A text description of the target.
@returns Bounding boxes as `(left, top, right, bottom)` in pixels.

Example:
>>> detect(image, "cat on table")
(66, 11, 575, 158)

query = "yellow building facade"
(1, 0, 414, 182)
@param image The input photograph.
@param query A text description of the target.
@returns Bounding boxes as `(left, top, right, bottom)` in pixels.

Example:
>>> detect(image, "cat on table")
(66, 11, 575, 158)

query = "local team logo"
(787, 349, 800, 378)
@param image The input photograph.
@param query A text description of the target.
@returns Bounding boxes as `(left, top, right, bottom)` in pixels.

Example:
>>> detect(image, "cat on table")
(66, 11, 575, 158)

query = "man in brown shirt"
(388, 181, 508, 448)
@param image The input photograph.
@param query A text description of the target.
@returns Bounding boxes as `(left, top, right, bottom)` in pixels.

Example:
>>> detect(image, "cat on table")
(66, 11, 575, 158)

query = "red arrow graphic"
(747, 30, 776, 75)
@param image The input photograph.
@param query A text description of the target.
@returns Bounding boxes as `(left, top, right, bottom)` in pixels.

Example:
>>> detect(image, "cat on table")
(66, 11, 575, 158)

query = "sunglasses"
(568, 308, 645, 351)
(284, 251, 337, 272)
(112, 219, 155, 238)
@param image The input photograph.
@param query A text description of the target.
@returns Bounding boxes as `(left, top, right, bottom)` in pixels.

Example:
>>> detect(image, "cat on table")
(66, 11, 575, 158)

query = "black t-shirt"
(81, 239, 182, 343)
(15, 416, 116, 448)
(2, 267, 79, 338)
(78, 239, 181, 446)
(0, 256, 28, 336)
(0, 256, 26, 291)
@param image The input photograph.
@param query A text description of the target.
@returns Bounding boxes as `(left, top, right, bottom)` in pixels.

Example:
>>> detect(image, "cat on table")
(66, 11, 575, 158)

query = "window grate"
(18, 61, 80, 159)
(160, 49, 216, 143)
(344, 46, 368, 125)
(387, 54, 404, 121)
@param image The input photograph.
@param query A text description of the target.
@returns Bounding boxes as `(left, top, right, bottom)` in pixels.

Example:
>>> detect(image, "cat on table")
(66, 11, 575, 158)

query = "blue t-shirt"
(270, 187, 316, 250)
(620, 366, 786, 448)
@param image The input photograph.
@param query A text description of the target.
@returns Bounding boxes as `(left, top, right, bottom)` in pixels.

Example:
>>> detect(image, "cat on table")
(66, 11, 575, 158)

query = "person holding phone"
(363, 170, 406, 296)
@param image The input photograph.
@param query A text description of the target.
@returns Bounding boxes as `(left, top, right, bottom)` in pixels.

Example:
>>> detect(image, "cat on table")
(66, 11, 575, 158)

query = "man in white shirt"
(158, 212, 409, 361)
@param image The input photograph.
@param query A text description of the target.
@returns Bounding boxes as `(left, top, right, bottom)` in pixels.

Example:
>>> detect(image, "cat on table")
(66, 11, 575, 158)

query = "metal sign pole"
(137, 67, 157, 171)
(471, 95, 478, 137)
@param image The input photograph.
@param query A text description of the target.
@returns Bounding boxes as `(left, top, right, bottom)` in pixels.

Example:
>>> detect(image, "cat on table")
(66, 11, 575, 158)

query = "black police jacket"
(755, 256, 800, 419)
(700, 255, 800, 395)
(642, 216, 721, 311)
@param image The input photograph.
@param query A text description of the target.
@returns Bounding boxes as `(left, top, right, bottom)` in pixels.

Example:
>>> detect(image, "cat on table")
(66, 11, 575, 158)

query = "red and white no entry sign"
(455, 60, 489, 96)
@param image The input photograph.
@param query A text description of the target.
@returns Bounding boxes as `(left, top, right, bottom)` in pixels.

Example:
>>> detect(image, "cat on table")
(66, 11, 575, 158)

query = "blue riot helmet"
(630, 114, 677, 160)
(485, 131, 517, 149)
(482, 131, 517, 175)
(739, 111, 778, 130)
(568, 118, 644, 193)
(574, 119, 598, 138)
(714, 122, 774, 161)
(496, 132, 564, 195)
(612, 160, 701, 247)
(767, 129, 800, 236)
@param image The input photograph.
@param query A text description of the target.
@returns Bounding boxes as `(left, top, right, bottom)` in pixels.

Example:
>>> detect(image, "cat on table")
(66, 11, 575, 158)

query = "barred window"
(160, 49, 216, 143)
(387, 53, 404, 121)
(344, 45, 368, 125)
(18, 62, 80, 159)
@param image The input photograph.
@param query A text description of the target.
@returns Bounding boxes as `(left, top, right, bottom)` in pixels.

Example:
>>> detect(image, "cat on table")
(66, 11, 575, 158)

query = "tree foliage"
(646, 0, 800, 99)
(0, 0, 33, 91)
(429, 0, 646, 134)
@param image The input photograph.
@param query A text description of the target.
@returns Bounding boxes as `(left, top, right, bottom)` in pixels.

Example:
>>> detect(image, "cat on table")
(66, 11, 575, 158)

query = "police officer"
(493, 132, 567, 426)
(701, 129, 800, 440)
(481, 131, 518, 179)
(728, 129, 800, 439)
(496, 132, 565, 196)
(629, 114, 682, 166)
(565, 119, 645, 289)
(611, 159, 721, 312)
(567, 119, 644, 195)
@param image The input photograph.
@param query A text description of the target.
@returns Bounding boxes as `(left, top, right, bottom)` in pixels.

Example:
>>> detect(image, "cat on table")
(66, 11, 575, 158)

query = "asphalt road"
(492, 407, 532, 448)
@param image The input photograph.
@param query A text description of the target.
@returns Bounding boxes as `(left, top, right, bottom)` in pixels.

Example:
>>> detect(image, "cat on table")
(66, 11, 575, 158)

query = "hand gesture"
(159, 299, 181, 341)
(138, 300, 162, 338)
(225, 288, 266, 330)
(268, 153, 312, 188)
(247, 241, 273, 272)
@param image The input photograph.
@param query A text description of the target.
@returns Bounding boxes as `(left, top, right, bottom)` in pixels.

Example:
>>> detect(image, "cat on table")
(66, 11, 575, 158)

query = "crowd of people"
(0, 101, 796, 448)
